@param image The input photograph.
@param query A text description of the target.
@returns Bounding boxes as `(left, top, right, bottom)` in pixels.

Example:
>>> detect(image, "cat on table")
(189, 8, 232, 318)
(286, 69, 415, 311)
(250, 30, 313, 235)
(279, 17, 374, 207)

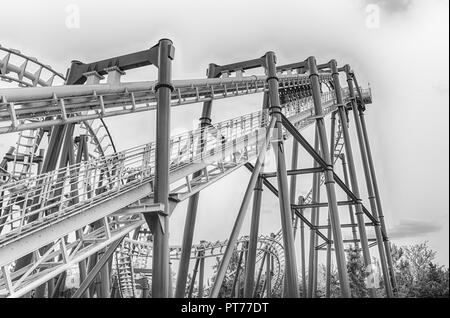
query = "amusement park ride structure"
(0, 39, 396, 298)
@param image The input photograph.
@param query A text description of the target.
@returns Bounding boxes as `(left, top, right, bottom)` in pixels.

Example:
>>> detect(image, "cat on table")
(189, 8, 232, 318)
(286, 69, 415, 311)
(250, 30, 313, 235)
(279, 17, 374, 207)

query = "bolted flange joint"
(154, 82, 174, 92)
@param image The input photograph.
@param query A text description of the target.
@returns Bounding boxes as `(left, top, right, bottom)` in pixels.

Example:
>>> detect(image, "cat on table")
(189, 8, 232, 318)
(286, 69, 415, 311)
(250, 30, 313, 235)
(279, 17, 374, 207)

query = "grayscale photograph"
(0, 0, 448, 304)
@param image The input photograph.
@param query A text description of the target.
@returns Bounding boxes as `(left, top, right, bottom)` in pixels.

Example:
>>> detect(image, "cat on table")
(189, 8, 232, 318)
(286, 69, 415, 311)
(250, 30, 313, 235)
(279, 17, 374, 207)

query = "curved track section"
(114, 234, 285, 298)
(0, 45, 118, 298)
(0, 46, 65, 87)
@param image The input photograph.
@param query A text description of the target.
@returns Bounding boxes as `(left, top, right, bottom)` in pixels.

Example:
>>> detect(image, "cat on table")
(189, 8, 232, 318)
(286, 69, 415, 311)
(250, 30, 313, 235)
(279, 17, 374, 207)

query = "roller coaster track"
(0, 46, 116, 185)
(0, 46, 65, 87)
(0, 76, 369, 297)
(112, 122, 349, 298)
(0, 73, 330, 134)
(113, 234, 285, 298)
(113, 111, 353, 299)
(0, 41, 381, 299)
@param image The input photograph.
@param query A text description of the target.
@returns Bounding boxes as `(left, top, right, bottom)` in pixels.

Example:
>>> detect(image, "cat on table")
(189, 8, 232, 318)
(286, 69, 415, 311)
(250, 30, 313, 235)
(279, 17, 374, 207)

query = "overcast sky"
(0, 0, 448, 268)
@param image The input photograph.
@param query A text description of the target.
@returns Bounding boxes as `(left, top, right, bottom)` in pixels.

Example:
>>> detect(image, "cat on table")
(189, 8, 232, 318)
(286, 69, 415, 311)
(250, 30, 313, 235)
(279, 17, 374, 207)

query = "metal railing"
(0, 89, 369, 252)
(0, 86, 371, 297)
(0, 73, 333, 133)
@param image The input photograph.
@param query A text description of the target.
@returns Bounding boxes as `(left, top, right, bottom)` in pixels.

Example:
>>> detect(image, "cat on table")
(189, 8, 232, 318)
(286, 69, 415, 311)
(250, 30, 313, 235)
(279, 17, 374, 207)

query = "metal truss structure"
(0, 39, 397, 298)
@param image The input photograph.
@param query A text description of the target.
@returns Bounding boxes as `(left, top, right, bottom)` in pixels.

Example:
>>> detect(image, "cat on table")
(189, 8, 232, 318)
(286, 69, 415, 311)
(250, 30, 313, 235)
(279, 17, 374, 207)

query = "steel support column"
(307, 56, 350, 297)
(73, 135, 90, 298)
(329, 110, 337, 158)
(345, 68, 393, 297)
(253, 250, 267, 298)
(290, 139, 299, 233)
(169, 262, 174, 298)
(352, 72, 398, 294)
(289, 137, 301, 297)
(325, 217, 332, 298)
(143, 39, 174, 298)
(308, 130, 320, 298)
(265, 51, 298, 298)
(339, 154, 359, 248)
(209, 116, 276, 298)
(188, 254, 201, 298)
(198, 252, 205, 298)
(330, 60, 375, 298)
(297, 196, 307, 297)
(98, 249, 111, 298)
(326, 109, 338, 298)
(243, 90, 270, 297)
(231, 244, 245, 298)
(265, 250, 272, 298)
(243, 176, 263, 297)
(175, 63, 215, 298)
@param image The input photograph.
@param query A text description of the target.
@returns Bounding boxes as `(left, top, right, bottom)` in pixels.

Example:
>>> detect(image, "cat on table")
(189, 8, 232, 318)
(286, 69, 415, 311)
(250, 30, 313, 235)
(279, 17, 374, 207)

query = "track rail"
(116, 234, 285, 298)
(0, 73, 332, 133)
(0, 84, 370, 297)
(0, 45, 65, 87)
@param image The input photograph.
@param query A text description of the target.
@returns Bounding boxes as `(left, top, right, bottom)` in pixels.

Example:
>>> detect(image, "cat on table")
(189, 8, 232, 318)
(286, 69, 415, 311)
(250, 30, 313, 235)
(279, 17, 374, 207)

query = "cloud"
(365, 0, 413, 13)
(388, 218, 443, 239)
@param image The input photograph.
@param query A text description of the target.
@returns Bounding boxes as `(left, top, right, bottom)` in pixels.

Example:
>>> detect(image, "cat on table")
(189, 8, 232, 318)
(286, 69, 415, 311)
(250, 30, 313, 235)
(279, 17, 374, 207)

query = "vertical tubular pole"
(209, 116, 277, 298)
(265, 51, 298, 298)
(175, 63, 216, 298)
(308, 129, 320, 298)
(188, 256, 200, 298)
(345, 69, 394, 297)
(265, 250, 272, 298)
(198, 252, 205, 298)
(290, 140, 299, 231)
(307, 56, 350, 297)
(169, 262, 174, 298)
(298, 196, 307, 297)
(144, 39, 174, 298)
(289, 139, 300, 297)
(73, 137, 90, 298)
(325, 108, 337, 299)
(330, 59, 375, 298)
(325, 217, 332, 298)
(339, 154, 359, 248)
(99, 251, 111, 298)
(175, 194, 198, 297)
(230, 246, 245, 298)
(329, 110, 337, 159)
(243, 176, 263, 297)
(293, 212, 299, 239)
(244, 92, 269, 298)
(253, 250, 267, 298)
(352, 72, 398, 294)
(243, 91, 268, 298)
